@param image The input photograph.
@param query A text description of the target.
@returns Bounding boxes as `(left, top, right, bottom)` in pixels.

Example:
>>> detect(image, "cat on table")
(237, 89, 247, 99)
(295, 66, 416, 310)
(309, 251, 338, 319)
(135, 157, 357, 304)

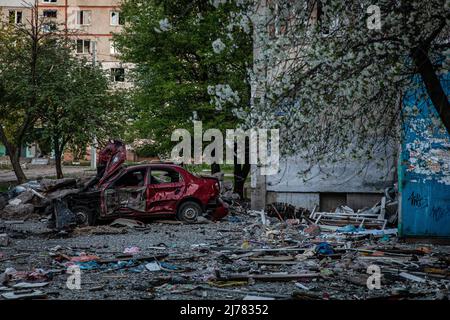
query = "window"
(110, 11, 124, 26)
(9, 11, 22, 24)
(43, 10, 57, 18)
(43, 22, 57, 32)
(320, 193, 347, 212)
(150, 169, 181, 185)
(110, 41, 120, 55)
(114, 169, 147, 188)
(76, 39, 91, 54)
(110, 68, 125, 82)
(76, 10, 91, 25)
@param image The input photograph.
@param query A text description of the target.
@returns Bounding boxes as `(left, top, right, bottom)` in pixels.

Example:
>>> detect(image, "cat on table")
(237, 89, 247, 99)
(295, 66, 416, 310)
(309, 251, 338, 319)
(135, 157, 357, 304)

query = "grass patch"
(0, 183, 14, 192)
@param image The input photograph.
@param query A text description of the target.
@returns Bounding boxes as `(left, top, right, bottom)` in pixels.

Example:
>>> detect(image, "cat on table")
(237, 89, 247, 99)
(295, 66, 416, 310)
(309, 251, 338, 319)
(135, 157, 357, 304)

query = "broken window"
(320, 193, 347, 212)
(150, 169, 181, 185)
(76, 39, 91, 54)
(43, 10, 57, 18)
(76, 10, 92, 25)
(110, 41, 120, 55)
(42, 23, 57, 33)
(105, 168, 148, 214)
(110, 68, 125, 82)
(110, 11, 124, 26)
(114, 169, 147, 188)
(9, 10, 22, 24)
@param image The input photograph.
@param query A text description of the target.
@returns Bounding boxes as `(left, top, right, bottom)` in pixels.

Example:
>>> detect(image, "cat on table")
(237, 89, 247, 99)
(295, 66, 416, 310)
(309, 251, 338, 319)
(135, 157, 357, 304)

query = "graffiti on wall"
(430, 205, 450, 222)
(400, 72, 450, 237)
(407, 191, 427, 209)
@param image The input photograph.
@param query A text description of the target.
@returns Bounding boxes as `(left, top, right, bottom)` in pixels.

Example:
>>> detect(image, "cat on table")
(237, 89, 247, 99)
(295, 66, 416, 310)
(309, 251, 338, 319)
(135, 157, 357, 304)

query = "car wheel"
(177, 201, 201, 223)
(72, 205, 97, 226)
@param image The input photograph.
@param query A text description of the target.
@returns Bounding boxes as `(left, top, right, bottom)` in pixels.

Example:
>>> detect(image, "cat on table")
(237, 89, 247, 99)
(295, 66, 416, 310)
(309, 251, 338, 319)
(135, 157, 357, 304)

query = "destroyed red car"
(62, 141, 228, 226)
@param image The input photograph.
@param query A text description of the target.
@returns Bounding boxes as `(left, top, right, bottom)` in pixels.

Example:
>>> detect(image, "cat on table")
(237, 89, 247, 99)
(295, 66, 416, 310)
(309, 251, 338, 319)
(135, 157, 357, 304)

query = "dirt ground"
(0, 166, 94, 185)
(1, 213, 449, 300)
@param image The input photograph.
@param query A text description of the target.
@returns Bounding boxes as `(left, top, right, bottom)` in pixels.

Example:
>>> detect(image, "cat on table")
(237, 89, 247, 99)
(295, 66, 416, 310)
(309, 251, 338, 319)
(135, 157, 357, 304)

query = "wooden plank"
(217, 273, 320, 282)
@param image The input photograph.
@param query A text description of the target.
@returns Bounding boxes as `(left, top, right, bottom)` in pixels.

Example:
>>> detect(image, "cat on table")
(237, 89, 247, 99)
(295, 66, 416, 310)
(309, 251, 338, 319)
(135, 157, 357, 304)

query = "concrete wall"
(261, 154, 396, 211)
(267, 191, 319, 210)
(267, 155, 396, 194)
(399, 73, 450, 238)
(267, 191, 384, 212)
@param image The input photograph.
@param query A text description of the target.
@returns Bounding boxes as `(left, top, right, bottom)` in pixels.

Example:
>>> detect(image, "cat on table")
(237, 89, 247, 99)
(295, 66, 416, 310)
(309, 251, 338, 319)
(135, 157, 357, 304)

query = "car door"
(147, 166, 185, 214)
(102, 167, 149, 216)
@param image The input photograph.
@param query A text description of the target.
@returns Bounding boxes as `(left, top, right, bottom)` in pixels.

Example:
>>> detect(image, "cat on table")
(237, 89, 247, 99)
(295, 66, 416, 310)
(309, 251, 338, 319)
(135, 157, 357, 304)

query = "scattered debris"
(145, 261, 162, 272)
(110, 218, 146, 229)
(0, 187, 448, 300)
(0, 234, 10, 246)
(243, 295, 275, 300)
(12, 282, 49, 289)
(124, 246, 141, 255)
(1, 289, 47, 300)
(399, 272, 426, 283)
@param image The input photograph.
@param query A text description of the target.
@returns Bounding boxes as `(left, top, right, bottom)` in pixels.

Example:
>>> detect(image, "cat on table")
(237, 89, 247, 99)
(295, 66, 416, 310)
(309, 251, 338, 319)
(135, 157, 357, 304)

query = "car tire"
(72, 205, 97, 226)
(177, 201, 201, 223)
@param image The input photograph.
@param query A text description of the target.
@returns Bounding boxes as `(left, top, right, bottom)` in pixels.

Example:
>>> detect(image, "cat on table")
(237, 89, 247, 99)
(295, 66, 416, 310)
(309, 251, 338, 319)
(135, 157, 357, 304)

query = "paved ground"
(0, 166, 95, 184)
(1, 215, 449, 300)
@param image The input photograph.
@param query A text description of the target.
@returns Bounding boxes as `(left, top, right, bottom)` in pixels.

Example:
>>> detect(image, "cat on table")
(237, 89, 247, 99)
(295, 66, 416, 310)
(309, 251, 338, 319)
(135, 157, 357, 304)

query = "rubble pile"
(0, 199, 448, 300)
(0, 178, 82, 220)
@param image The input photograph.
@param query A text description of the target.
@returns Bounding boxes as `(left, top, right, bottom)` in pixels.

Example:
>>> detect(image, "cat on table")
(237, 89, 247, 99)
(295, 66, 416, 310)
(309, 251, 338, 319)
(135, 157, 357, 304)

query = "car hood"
(97, 142, 127, 186)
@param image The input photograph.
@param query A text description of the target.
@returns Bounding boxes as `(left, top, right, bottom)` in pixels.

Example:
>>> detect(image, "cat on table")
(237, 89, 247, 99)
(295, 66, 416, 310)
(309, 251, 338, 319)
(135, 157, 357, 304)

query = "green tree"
(115, 0, 253, 197)
(1, 1, 129, 181)
(0, 3, 59, 183)
(37, 50, 128, 179)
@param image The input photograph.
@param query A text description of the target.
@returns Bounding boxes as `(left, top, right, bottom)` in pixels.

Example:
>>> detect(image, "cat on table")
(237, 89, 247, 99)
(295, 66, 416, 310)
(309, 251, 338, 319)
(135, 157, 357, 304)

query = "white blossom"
(221, 0, 448, 168)
(158, 18, 172, 32)
(212, 38, 226, 54)
(207, 84, 240, 110)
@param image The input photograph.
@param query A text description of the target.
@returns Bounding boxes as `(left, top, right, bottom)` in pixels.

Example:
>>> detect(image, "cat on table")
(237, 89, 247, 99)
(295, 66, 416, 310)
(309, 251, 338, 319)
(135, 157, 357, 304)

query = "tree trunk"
(55, 152, 63, 179)
(54, 139, 64, 179)
(0, 128, 27, 183)
(411, 47, 450, 134)
(233, 163, 250, 199)
(8, 146, 27, 184)
(232, 140, 251, 199)
(211, 163, 221, 174)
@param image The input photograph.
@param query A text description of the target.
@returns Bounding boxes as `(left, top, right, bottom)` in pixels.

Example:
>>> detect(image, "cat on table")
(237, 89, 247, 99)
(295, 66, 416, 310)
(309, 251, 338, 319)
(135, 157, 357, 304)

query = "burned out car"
(65, 164, 229, 225)
(58, 141, 228, 227)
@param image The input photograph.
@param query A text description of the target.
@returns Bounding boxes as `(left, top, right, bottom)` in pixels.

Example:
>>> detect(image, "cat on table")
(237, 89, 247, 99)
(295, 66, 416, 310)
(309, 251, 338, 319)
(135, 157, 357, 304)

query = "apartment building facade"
(0, 0, 133, 160)
(0, 0, 132, 88)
